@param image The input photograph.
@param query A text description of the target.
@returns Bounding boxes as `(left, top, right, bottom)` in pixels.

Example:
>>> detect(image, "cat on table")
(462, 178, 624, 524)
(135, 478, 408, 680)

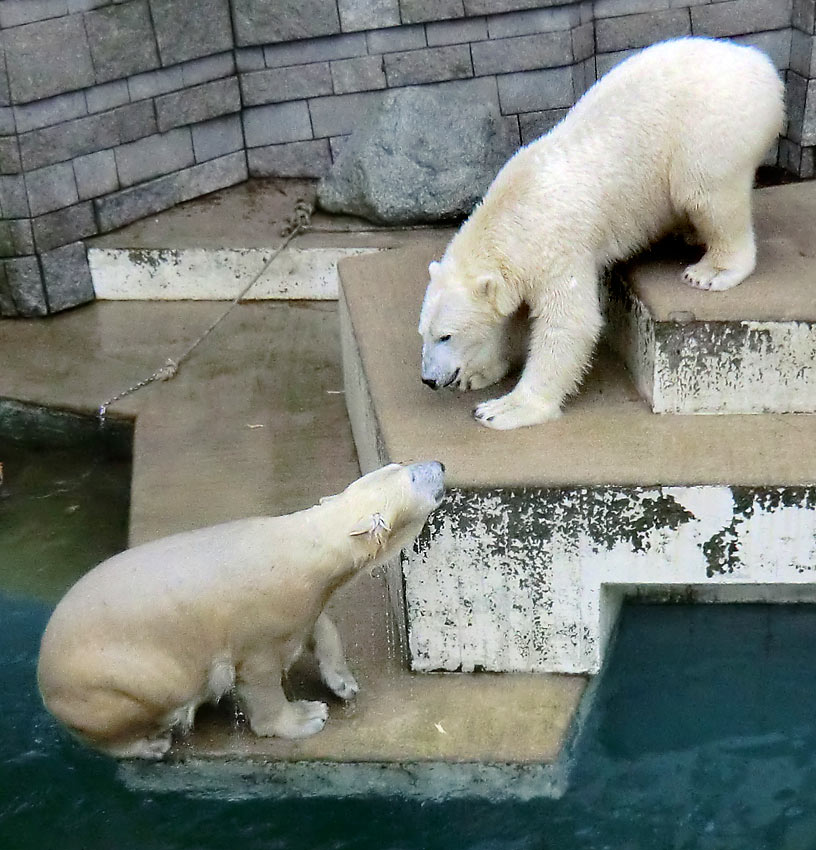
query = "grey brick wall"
(384, 44, 473, 86)
(0, 0, 813, 316)
(0, 2, 246, 316)
(331, 56, 388, 94)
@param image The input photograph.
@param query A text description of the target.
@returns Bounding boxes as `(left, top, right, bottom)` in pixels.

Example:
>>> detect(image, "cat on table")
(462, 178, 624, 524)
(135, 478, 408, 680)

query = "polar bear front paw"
(272, 700, 329, 739)
(321, 665, 359, 701)
(474, 391, 561, 430)
(682, 259, 749, 292)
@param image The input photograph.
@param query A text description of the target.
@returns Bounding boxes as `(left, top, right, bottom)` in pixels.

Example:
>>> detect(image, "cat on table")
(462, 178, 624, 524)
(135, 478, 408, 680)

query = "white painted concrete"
(89, 247, 382, 301)
(404, 486, 816, 675)
(652, 320, 816, 414)
(605, 276, 816, 414)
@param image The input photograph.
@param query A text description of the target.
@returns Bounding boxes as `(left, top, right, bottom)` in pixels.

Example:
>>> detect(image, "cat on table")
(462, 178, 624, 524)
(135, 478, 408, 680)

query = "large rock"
(317, 87, 517, 225)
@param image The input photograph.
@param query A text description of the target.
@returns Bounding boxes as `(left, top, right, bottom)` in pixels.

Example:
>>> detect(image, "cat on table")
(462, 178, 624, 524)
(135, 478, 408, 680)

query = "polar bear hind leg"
(680, 176, 757, 292)
(102, 733, 173, 760)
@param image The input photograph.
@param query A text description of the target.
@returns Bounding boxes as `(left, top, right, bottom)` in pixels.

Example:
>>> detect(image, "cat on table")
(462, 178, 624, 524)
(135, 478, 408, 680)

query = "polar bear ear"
(476, 273, 519, 317)
(428, 261, 441, 279)
(349, 512, 392, 550)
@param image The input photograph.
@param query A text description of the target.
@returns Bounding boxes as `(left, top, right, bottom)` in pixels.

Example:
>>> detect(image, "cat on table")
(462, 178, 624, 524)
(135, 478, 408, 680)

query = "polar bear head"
(418, 258, 525, 392)
(325, 461, 445, 567)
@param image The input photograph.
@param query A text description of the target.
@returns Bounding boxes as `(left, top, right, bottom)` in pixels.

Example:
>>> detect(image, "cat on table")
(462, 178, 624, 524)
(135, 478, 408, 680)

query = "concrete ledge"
(405, 485, 816, 674)
(607, 183, 816, 414)
(119, 756, 569, 801)
(89, 246, 382, 300)
(87, 179, 455, 300)
(339, 238, 816, 675)
(339, 241, 816, 489)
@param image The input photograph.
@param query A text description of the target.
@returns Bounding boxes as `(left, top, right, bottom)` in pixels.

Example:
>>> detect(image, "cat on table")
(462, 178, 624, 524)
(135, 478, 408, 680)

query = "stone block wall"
(0, 0, 246, 316)
(0, 0, 813, 316)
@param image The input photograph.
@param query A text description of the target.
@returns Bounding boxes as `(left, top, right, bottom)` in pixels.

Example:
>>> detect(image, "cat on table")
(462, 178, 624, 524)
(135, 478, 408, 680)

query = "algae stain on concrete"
(405, 487, 699, 672)
(703, 487, 816, 577)
(126, 249, 182, 273)
(421, 487, 695, 559)
(653, 320, 816, 413)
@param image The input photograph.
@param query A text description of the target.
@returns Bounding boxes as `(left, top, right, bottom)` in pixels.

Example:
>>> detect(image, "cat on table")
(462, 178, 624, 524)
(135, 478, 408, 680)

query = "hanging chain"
(98, 199, 313, 423)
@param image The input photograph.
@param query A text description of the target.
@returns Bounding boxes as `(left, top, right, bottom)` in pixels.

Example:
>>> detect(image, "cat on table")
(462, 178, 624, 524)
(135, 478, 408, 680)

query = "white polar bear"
(37, 461, 444, 759)
(419, 37, 784, 430)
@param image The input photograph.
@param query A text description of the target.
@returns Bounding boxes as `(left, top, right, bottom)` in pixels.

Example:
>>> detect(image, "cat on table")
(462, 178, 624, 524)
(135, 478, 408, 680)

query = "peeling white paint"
(89, 246, 381, 301)
(404, 486, 816, 675)
(664, 485, 734, 533)
(652, 320, 816, 414)
(605, 279, 816, 414)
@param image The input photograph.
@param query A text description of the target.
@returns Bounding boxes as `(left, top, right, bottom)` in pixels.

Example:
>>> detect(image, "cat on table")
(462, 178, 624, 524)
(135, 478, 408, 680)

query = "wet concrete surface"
(0, 297, 585, 771)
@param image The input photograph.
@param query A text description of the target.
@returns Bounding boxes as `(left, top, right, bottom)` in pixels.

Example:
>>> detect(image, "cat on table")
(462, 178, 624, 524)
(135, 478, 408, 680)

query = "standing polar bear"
(37, 461, 444, 759)
(419, 38, 784, 430)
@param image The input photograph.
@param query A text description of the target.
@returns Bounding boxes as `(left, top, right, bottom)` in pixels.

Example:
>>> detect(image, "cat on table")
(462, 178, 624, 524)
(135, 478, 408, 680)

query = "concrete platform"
(339, 238, 816, 676)
(88, 179, 455, 301)
(0, 300, 584, 797)
(607, 182, 816, 414)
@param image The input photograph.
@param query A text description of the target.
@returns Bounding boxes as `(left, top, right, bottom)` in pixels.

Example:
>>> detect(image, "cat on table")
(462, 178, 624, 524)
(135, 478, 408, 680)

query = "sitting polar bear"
(37, 461, 444, 759)
(419, 37, 784, 430)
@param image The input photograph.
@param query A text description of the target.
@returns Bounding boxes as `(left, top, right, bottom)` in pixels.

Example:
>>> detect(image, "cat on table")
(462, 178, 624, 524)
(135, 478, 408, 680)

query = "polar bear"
(37, 461, 444, 759)
(419, 37, 784, 430)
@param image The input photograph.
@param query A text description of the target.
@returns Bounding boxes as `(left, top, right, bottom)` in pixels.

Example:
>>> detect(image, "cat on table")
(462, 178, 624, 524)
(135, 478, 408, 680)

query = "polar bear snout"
(421, 339, 461, 390)
(421, 369, 459, 391)
(408, 460, 445, 506)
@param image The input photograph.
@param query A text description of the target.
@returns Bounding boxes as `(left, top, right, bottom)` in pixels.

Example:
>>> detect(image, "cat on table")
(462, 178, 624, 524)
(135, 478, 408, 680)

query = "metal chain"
(98, 199, 313, 423)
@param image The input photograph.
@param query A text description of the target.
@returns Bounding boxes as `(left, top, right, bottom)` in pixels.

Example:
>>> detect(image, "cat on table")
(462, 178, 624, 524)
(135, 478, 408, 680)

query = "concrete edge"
(117, 756, 572, 801)
(89, 246, 385, 301)
(605, 269, 816, 415)
(603, 271, 656, 409)
(338, 283, 389, 474)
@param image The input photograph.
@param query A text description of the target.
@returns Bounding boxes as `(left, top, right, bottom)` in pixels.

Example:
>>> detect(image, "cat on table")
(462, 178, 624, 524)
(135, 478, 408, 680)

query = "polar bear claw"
(474, 393, 561, 430)
(321, 666, 360, 701)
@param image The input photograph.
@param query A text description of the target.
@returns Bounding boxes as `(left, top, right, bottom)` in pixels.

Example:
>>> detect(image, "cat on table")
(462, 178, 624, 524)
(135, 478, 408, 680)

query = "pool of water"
(3, 424, 816, 850)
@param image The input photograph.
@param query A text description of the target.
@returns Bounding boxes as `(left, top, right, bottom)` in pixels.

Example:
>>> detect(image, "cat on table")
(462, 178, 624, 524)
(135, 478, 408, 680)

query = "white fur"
(37, 462, 444, 759)
(418, 37, 784, 429)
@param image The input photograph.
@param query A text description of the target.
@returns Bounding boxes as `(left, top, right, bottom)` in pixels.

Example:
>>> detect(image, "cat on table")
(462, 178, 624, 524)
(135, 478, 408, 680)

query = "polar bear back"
(468, 37, 784, 280)
(38, 514, 324, 663)
(560, 37, 783, 174)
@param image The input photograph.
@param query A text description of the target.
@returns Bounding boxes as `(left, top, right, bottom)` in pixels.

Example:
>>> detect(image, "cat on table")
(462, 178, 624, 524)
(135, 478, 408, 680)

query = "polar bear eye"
(438, 335, 452, 343)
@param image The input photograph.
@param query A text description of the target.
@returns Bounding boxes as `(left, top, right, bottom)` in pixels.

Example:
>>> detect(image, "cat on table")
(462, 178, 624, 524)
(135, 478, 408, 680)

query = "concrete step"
(0, 299, 583, 796)
(606, 182, 816, 414)
(339, 240, 816, 677)
(87, 178, 454, 301)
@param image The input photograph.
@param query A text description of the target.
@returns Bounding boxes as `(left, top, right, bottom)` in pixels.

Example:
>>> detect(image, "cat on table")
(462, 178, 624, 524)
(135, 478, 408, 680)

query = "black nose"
(422, 377, 439, 390)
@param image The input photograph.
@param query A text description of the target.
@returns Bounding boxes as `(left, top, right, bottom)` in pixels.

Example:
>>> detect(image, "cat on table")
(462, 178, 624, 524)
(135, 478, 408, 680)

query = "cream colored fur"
(419, 37, 784, 430)
(37, 462, 444, 759)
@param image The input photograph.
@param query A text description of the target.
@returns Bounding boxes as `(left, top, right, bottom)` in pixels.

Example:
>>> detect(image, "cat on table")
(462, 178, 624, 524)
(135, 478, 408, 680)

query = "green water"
(3, 426, 816, 849)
